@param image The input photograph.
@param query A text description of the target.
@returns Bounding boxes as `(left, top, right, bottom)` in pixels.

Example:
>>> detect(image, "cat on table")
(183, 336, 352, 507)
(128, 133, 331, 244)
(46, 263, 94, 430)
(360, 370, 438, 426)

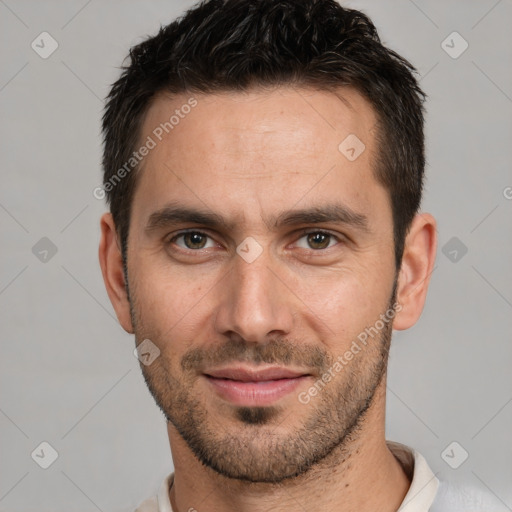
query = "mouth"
(203, 366, 312, 406)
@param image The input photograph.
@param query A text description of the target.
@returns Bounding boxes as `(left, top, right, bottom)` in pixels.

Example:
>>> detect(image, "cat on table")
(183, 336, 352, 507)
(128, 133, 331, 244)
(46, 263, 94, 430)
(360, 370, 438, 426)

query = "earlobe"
(98, 213, 134, 333)
(393, 213, 437, 331)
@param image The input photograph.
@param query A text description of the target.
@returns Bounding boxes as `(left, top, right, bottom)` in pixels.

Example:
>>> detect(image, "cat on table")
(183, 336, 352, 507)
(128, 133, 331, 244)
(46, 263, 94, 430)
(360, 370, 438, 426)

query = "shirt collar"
(153, 441, 439, 512)
(388, 441, 439, 511)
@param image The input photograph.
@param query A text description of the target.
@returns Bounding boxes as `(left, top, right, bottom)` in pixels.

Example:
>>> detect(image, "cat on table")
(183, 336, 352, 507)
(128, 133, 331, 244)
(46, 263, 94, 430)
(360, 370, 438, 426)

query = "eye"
(167, 229, 343, 254)
(169, 231, 217, 250)
(294, 230, 341, 250)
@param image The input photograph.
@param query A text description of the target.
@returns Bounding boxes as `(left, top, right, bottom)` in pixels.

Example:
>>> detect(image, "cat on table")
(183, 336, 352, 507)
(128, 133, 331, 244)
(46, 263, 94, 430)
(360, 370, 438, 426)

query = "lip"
(204, 366, 308, 382)
(203, 366, 311, 406)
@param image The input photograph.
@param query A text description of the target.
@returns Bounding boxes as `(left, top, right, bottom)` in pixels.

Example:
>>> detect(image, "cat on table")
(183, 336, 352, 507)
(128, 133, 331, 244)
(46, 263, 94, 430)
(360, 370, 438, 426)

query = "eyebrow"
(145, 202, 370, 234)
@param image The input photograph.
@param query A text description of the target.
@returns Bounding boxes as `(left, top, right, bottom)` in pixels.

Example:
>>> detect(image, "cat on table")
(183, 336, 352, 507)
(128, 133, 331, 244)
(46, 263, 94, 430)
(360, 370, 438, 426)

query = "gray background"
(1, 0, 511, 510)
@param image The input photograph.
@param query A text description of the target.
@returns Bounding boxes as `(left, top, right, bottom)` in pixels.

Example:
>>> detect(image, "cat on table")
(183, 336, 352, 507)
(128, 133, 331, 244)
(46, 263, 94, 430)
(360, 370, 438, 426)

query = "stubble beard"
(129, 282, 395, 484)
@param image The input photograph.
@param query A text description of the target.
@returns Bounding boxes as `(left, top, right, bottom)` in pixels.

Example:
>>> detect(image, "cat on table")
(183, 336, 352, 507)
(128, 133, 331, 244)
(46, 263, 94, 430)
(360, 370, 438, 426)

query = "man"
(98, 1, 505, 510)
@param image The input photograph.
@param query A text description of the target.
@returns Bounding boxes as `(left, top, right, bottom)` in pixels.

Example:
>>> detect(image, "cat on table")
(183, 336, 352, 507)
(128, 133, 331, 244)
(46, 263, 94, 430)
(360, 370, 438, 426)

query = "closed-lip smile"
(203, 365, 312, 406)
(204, 365, 309, 382)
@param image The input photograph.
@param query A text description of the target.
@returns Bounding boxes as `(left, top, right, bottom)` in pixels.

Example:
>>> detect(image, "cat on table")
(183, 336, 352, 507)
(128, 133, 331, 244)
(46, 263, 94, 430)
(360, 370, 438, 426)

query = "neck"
(167, 380, 410, 512)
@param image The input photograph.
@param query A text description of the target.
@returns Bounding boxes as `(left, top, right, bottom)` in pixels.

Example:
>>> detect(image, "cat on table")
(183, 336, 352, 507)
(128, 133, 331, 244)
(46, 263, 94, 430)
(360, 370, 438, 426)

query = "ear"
(393, 213, 437, 330)
(98, 212, 134, 333)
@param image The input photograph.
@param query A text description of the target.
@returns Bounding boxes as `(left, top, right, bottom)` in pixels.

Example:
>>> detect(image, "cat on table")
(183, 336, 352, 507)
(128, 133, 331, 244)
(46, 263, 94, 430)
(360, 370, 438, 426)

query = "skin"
(99, 86, 437, 512)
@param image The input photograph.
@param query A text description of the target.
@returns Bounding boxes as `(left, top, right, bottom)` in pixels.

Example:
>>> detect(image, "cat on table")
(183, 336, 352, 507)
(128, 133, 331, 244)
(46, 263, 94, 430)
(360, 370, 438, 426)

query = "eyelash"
(167, 229, 343, 252)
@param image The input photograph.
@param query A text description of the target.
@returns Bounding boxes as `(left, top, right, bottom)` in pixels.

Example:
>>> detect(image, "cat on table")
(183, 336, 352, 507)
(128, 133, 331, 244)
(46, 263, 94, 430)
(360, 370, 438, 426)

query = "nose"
(213, 250, 295, 344)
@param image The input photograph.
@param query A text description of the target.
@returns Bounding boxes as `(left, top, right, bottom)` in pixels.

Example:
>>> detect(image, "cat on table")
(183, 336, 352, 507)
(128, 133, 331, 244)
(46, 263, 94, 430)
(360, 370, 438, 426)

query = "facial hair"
(130, 283, 396, 484)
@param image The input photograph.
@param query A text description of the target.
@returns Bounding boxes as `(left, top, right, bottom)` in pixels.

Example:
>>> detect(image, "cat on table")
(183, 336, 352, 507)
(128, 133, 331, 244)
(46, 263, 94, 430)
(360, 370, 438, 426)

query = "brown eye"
(306, 232, 331, 250)
(183, 232, 207, 249)
(295, 231, 339, 251)
(170, 231, 215, 250)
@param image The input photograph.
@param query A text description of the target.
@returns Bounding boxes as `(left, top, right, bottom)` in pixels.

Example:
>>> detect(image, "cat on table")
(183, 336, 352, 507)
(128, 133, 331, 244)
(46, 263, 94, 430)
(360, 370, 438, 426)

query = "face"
(125, 87, 398, 483)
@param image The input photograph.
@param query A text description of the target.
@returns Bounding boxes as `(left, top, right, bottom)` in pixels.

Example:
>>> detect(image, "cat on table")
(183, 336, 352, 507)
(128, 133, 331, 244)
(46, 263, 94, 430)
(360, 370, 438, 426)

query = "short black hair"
(102, 0, 426, 270)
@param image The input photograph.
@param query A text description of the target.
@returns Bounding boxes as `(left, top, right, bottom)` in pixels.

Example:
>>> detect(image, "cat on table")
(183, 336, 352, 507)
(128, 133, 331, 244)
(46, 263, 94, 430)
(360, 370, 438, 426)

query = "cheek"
(292, 268, 391, 342)
(130, 261, 218, 338)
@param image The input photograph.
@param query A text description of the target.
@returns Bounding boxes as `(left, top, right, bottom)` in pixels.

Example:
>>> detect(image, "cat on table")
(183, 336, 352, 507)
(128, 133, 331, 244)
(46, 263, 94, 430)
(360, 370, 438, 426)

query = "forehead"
(132, 86, 388, 233)
(142, 86, 376, 159)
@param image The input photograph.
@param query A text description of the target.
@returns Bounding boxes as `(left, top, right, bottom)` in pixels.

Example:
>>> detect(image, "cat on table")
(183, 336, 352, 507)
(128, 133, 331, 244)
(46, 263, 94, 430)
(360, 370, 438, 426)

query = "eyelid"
(295, 228, 342, 238)
(167, 229, 219, 249)
(167, 228, 208, 239)
(292, 228, 345, 249)
(166, 228, 346, 251)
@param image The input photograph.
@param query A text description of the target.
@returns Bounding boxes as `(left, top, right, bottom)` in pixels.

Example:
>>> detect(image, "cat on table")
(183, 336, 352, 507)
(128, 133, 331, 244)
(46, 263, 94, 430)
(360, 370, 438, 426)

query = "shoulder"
(430, 479, 510, 512)
(134, 472, 174, 512)
(134, 496, 159, 512)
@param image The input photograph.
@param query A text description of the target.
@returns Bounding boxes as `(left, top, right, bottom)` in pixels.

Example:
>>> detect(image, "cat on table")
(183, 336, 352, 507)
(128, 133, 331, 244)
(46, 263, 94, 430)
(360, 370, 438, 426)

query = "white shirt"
(135, 441, 508, 512)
